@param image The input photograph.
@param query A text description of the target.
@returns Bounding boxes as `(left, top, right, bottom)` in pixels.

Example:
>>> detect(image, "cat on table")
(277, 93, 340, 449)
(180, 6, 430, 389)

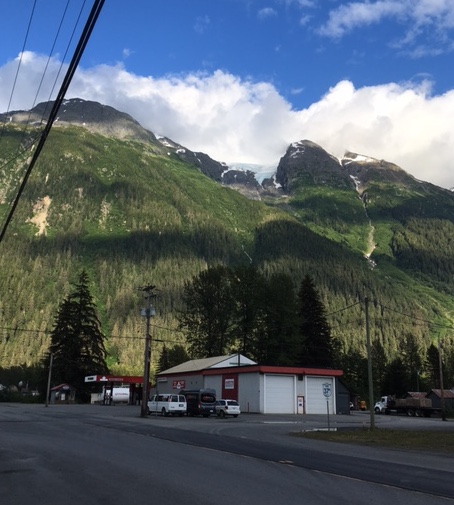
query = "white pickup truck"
(147, 393, 187, 416)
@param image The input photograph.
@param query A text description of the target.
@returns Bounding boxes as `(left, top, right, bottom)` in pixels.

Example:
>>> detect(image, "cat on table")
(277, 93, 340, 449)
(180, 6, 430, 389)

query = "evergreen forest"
(1, 108, 454, 404)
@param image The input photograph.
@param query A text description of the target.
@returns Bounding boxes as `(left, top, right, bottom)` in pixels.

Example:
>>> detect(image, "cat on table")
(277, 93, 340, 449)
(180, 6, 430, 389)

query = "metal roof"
(158, 354, 248, 375)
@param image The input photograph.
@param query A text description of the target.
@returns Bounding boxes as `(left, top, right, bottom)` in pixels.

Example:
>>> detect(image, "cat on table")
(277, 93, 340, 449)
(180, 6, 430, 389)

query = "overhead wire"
(19, 0, 74, 127)
(375, 301, 451, 329)
(0, 0, 37, 139)
(0, 0, 89, 228)
(38, 0, 88, 122)
(0, 0, 105, 244)
(0, 1, 77, 214)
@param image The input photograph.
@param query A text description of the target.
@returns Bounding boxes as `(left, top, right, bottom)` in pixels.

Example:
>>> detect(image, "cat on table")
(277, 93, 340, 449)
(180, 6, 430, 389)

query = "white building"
(153, 354, 349, 415)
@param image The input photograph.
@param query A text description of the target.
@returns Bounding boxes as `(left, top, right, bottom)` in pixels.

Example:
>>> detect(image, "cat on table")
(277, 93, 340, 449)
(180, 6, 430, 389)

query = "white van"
(147, 393, 187, 416)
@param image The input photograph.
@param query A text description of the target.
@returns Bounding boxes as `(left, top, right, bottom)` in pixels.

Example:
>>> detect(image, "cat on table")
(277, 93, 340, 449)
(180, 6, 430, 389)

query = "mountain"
(1, 99, 454, 382)
(2, 99, 262, 198)
(3, 98, 158, 143)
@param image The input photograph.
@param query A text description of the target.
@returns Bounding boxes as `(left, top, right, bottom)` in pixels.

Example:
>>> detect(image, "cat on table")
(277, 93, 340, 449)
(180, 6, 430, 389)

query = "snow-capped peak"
(342, 152, 378, 165)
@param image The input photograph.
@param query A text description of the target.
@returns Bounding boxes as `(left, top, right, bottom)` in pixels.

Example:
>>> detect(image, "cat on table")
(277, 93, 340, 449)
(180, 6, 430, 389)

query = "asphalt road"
(1, 403, 453, 505)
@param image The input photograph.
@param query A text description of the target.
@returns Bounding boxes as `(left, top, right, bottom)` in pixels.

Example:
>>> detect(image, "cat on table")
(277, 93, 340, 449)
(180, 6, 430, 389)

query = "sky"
(1, 0, 454, 187)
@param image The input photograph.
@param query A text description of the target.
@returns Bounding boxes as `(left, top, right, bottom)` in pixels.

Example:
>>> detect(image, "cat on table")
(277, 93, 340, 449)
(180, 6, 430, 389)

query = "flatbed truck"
(374, 395, 441, 417)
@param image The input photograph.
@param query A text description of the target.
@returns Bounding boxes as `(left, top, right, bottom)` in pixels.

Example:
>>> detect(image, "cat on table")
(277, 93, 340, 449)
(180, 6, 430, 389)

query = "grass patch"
(296, 428, 454, 453)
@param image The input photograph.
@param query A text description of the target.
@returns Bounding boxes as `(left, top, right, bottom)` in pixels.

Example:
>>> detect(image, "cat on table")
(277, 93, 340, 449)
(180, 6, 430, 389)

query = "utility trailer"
(374, 395, 441, 417)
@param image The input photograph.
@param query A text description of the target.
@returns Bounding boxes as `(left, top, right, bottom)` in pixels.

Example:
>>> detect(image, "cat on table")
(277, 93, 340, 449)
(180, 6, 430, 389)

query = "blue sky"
(1, 0, 454, 187)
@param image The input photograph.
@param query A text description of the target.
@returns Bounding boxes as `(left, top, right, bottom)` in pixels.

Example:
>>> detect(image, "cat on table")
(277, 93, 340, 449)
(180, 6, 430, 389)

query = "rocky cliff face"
(272, 140, 354, 194)
(341, 151, 424, 194)
(2, 99, 440, 201)
(6, 98, 262, 198)
(3, 98, 158, 143)
(155, 136, 262, 199)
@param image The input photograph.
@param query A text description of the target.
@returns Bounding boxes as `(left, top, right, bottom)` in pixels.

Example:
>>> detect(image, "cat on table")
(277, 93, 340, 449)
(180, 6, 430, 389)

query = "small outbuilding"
(153, 354, 346, 415)
(426, 389, 454, 411)
(50, 383, 76, 404)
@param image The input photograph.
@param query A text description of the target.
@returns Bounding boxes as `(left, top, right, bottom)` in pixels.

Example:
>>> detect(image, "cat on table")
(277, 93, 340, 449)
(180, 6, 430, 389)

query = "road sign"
(322, 382, 332, 398)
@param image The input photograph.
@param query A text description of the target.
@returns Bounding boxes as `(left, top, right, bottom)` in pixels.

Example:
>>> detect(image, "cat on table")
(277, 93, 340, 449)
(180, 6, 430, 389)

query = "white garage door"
(306, 377, 335, 414)
(264, 375, 295, 414)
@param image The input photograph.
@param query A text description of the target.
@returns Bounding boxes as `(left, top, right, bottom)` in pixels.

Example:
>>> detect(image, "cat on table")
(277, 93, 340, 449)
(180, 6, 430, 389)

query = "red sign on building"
(173, 380, 186, 390)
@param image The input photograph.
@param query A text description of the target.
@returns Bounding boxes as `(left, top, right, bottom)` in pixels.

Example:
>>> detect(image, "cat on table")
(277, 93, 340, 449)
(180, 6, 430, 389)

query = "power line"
(0, 0, 83, 173)
(325, 301, 362, 317)
(36, 0, 86, 122)
(376, 302, 452, 329)
(0, 0, 105, 244)
(0, 323, 183, 343)
(0, 1, 37, 138)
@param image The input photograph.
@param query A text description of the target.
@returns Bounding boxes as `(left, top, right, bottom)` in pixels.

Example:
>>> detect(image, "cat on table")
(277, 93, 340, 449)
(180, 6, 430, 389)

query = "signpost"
(322, 382, 332, 431)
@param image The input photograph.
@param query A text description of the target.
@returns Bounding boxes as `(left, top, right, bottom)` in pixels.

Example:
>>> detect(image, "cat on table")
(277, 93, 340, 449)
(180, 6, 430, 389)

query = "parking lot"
(91, 403, 454, 436)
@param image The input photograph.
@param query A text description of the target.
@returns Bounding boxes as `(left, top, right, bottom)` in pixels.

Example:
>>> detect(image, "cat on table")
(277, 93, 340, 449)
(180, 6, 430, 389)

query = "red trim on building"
(202, 365, 343, 377)
(156, 365, 343, 379)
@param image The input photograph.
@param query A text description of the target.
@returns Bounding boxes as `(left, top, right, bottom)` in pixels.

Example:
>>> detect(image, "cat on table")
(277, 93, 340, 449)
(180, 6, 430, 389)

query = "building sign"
(173, 380, 185, 389)
(224, 378, 235, 390)
(322, 382, 332, 398)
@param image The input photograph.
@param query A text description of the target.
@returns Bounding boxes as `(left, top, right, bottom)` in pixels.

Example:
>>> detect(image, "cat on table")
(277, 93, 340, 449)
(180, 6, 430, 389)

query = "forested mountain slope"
(1, 100, 454, 380)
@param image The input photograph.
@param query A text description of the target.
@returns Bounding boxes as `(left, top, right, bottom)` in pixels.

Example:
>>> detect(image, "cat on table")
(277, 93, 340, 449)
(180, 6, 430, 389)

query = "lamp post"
(140, 285, 156, 418)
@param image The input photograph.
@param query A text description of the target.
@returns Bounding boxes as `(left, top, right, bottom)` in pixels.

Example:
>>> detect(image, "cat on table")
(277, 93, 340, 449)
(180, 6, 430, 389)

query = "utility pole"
(140, 285, 156, 418)
(45, 353, 53, 407)
(438, 337, 447, 421)
(365, 297, 375, 429)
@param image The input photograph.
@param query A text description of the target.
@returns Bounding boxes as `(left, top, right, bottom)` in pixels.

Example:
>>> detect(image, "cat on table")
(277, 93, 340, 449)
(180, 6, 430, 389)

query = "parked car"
(147, 394, 187, 416)
(215, 399, 241, 418)
(180, 388, 216, 417)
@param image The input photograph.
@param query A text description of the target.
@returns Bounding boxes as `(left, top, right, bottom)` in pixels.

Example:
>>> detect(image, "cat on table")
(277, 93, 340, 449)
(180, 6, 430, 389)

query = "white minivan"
(147, 393, 187, 416)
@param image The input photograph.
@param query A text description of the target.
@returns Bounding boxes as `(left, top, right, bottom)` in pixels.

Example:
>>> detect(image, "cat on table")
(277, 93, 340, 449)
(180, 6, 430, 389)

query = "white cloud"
(279, 0, 315, 7)
(258, 8, 277, 19)
(194, 15, 210, 34)
(319, 1, 405, 38)
(0, 52, 65, 111)
(1, 52, 454, 189)
(319, 0, 454, 51)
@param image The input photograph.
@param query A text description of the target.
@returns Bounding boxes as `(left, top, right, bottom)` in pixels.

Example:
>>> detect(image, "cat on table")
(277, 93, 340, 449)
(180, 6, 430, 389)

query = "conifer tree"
(178, 265, 235, 358)
(255, 272, 298, 366)
(426, 343, 441, 388)
(44, 270, 108, 397)
(157, 345, 170, 373)
(157, 344, 189, 372)
(229, 265, 268, 359)
(297, 275, 335, 368)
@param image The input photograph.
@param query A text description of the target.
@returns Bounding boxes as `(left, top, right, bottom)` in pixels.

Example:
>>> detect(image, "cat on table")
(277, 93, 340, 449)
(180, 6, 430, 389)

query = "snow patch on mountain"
(289, 141, 306, 158)
(343, 152, 377, 165)
(227, 162, 276, 183)
(349, 174, 361, 192)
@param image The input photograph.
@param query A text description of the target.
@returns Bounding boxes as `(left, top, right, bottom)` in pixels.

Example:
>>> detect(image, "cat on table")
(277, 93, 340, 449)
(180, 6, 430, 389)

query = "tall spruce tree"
(256, 272, 299, 366)
(426, 343, 441, 389)
(178, 265, 235, 358)
(44, 270, 108, 397)
(297, 275, 335, 368)
(229, 265, 268, 359)
(157, 344, 189, 372)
